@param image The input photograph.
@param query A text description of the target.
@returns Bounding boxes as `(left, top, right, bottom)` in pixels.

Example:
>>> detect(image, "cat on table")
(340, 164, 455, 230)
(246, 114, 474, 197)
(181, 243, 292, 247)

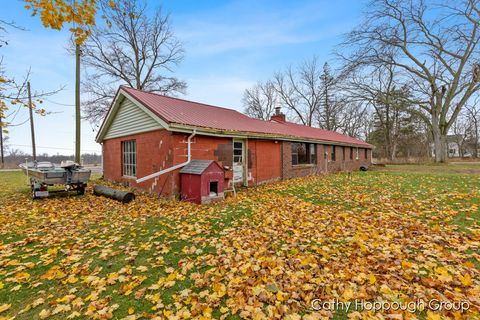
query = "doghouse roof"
(180, 160, 222, 175)
(96, 86, 372, 148)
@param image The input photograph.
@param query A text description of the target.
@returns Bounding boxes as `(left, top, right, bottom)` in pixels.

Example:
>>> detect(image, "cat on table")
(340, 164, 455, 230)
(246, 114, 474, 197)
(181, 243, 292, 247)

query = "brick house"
(96, 86, 372, 198)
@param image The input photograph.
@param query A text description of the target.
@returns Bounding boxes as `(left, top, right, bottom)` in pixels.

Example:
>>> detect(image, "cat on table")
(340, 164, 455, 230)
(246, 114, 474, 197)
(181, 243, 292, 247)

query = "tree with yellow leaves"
(24, 0, 104, 44)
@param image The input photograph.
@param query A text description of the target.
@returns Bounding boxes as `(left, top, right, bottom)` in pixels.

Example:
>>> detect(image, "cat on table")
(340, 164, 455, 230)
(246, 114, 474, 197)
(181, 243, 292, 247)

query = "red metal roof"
(120, 86, 371, 147)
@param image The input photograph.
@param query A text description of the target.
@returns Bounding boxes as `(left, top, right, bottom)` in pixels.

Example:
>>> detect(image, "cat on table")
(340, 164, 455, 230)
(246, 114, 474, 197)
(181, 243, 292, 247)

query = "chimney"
(271, 107, 286, 122)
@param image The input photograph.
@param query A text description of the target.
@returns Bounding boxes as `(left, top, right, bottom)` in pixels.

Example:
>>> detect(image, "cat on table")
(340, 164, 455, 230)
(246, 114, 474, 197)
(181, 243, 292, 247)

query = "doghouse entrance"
(209, 181, 218, 196)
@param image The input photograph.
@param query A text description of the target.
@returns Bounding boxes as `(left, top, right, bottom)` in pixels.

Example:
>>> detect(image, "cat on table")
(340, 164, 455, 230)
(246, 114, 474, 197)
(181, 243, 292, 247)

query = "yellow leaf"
(163, 309, 171, 317)
(426, 310, 441, 320)
(15, 272, 30, 283)
(0, 304, 11, 314)
(39, 309, 51, 319)
(458, 273, 472, 286)
(220, 306, 229, 314)
(276, 291, 286, 301)
(52, 304, 70, 315)
(137, 266, 148, 272)
(368, 274, 376, 284)
(401, 260, 412, 270)
(128, 307, 134, 315)
(11, 285, 21, 292)
(32, 298, 45, 308)
(341, 287, 354, 301)
(213, 282, 226, 298)
(435, 266, 452, 282)
(67, 311, 81, 319)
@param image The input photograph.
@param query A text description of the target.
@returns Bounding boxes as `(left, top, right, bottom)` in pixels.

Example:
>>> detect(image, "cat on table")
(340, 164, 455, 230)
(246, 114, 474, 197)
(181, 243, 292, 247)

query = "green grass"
(372, 162, 480, 174)
(0, 165, 479, 319)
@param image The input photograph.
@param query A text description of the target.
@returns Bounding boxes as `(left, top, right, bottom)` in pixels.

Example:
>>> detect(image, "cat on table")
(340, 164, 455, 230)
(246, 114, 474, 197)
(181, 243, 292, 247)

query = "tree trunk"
(474, 120, 479, 158)
(390, 143, 397, 161)
(0, 120, 4, 168)
(432, 125, 448, 163)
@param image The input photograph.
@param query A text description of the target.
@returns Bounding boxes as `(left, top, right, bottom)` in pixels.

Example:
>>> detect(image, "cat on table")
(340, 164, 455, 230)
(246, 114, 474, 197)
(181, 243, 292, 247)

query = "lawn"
(0, 165, 479, 320)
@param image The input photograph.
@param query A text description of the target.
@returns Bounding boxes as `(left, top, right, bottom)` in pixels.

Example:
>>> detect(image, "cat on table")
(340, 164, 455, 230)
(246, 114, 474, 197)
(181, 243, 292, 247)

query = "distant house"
(431, 134, 475, 158)
(96, 86, 372, 198)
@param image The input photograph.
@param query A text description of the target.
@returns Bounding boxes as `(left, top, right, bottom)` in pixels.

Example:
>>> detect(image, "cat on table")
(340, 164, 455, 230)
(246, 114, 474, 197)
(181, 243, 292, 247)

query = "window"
(350, 147, 353, 160)
(355, 148, 359, 160)
(292, 142, 316, 165)
(364, 148, 368, 159)
(122, 140, 136, 177)
(342, 147, 346, 160)
(331, 145, 336, 161)
(233, 141, 243, 163)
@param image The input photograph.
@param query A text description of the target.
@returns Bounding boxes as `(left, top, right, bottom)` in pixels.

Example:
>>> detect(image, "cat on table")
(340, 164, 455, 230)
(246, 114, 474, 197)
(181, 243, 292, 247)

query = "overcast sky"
(1, 0, 366, 156)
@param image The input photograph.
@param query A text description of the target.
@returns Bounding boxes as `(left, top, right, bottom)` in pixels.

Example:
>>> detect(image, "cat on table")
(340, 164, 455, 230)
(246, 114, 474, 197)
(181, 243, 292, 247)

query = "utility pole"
(27, 81, 37, 161)
(0, 116, 4, 168)
(75, 43, 81, 163)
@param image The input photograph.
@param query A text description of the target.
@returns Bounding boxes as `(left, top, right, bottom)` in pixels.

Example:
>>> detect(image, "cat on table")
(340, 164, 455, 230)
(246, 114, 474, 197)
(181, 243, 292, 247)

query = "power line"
(43, 98, 75, 107)
(8, 143, 100, 153)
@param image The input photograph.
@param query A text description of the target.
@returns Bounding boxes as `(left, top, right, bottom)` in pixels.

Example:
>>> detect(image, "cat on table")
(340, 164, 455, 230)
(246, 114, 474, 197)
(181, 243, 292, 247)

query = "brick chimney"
(271, 106, 286, 122)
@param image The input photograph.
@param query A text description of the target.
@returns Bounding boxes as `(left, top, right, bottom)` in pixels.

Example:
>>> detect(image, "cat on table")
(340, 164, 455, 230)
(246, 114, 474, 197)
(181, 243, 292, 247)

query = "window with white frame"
(355, 147, 359, 160)
(122, 140, 137, 177)
(233, 141, 244, 163)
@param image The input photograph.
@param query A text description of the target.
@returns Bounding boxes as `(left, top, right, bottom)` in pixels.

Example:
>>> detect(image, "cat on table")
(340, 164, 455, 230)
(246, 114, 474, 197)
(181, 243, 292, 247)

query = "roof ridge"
(120, 85, 247, 114)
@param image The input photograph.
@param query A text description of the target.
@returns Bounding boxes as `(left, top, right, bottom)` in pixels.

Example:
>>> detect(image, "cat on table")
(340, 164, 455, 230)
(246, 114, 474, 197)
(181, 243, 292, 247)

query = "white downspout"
(136, 130, 196, 184)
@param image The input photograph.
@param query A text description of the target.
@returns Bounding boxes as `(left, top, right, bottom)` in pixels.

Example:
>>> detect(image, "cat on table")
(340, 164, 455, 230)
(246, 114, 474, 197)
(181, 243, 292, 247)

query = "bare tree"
(344, 64, 412, 160)
(273, 57, 323, 126)
(81, 0, 186, 124)
(339, 102, 369, 138)
(0, 67, 61, 164)
(340, 0, 480, 163)
(242, 81, 278, 121)
(243, 57, 368, 137)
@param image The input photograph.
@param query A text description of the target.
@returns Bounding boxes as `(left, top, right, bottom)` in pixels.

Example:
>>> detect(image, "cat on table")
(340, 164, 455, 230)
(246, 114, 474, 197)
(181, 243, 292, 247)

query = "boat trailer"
(20, 160, 92, 199)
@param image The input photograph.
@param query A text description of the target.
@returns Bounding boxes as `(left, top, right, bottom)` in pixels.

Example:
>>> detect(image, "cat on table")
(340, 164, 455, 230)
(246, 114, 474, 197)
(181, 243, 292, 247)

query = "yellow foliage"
(24, 0, 110, 44)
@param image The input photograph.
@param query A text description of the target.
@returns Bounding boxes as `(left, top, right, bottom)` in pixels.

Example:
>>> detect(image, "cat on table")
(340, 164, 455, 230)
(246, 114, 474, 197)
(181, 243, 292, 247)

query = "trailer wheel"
(31, 188, 37, 200)
(77, 186, 85, 195)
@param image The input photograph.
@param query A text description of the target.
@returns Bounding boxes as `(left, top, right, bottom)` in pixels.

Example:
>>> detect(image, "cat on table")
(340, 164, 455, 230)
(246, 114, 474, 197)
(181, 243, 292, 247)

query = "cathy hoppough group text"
(311, 299, 471, 314)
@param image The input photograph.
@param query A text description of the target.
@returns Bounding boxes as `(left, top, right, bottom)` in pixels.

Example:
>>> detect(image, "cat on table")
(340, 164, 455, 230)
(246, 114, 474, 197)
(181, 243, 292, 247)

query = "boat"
(19, 160, 91, 199)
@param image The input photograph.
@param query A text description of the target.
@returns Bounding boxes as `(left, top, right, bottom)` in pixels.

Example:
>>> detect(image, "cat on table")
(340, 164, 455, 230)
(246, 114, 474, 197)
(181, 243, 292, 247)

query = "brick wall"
(102, 129, 175, 195)
(103, 130, 372, 198)
(170, 133, 232, 195)
(281, 142, 371, 179)
(282, 142, 324, 179)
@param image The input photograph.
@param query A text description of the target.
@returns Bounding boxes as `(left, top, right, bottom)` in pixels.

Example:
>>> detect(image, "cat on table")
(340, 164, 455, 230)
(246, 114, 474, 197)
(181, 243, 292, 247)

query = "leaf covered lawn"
(0, 169, 479, 319)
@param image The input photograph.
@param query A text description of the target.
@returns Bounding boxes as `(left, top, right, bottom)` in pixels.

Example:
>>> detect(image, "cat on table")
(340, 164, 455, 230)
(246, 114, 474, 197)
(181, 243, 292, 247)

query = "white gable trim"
(96, 89, 170, 142)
